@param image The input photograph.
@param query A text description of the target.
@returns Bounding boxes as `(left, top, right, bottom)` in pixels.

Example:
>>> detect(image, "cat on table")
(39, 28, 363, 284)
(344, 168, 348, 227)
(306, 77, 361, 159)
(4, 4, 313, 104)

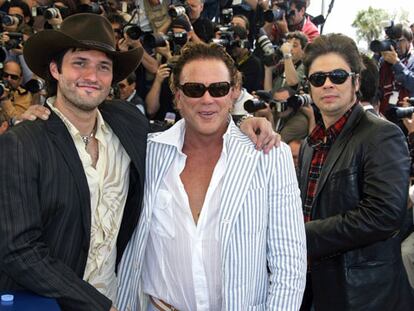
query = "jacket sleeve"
(393, 59, 414, 96)
(267, 144, 307, 310)
(0, 128, 112, 311)
(306, 121, 411, 260)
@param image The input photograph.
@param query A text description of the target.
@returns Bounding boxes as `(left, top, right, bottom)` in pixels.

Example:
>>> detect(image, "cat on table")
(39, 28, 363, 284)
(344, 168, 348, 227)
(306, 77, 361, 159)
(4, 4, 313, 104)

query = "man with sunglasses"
(116, 42, 307, 311)
(0, 60, 32, 122)
(298, 33, 414, 311)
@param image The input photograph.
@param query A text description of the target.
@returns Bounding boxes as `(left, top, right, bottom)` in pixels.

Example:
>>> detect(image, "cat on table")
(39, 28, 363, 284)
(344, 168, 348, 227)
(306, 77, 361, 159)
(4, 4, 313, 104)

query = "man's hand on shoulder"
(15, 104, 50, 124)
(240, 116, 281, 154)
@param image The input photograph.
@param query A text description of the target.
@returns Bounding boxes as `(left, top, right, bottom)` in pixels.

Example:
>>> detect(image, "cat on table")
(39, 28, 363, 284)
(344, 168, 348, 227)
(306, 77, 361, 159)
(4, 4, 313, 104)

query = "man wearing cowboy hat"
(0, 12, 279, 311)
(0, 13, 147, 311)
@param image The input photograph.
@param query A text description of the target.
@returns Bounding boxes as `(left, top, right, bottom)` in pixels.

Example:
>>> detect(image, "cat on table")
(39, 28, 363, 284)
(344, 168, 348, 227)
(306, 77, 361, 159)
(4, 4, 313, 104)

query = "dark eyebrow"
(72, 56, 113, 66)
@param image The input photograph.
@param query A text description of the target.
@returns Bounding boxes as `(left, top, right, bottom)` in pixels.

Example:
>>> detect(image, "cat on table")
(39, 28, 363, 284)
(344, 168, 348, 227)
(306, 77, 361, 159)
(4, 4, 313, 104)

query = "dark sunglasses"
(3, 72, 20, 81)
(308, 69, 356, 87)
(117, 83, 127, 89)
(178, 82, 231, 98)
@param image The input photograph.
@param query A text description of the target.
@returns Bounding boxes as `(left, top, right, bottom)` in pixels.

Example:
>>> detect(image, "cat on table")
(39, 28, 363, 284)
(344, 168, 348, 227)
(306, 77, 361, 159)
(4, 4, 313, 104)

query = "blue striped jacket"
(116, 120, 307, 311)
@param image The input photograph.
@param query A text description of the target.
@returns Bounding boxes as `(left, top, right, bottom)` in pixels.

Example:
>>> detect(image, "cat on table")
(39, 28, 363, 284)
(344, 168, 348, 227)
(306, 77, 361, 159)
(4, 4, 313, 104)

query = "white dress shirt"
(48, 98, 131, 302)
(142, 120, 231, 311)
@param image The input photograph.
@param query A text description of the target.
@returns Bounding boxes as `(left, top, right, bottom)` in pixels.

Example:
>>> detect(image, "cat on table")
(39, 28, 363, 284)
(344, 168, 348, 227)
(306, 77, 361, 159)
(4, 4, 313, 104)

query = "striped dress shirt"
(116, 118, 307, 311)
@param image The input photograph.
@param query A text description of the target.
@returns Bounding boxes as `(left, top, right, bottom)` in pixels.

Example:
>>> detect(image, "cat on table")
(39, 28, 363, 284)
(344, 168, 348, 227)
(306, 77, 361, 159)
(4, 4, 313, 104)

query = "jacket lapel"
(219, 125, 261, 264)
(314, 104, 365, 200)
(45, 111, 91, 248)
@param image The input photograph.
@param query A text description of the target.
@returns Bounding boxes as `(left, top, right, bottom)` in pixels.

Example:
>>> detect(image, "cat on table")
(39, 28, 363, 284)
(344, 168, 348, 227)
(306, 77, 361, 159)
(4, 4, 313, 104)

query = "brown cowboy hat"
(23, 13, 143, 83)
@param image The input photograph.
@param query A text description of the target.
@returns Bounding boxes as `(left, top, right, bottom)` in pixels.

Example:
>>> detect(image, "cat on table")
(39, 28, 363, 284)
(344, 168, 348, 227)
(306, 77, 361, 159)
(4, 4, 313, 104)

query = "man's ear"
(49, 61, 59, 80)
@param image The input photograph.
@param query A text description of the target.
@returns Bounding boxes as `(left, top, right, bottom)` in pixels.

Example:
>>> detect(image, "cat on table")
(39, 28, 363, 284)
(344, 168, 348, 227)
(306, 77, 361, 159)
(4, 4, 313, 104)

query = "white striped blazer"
(116, 120, 307, 311)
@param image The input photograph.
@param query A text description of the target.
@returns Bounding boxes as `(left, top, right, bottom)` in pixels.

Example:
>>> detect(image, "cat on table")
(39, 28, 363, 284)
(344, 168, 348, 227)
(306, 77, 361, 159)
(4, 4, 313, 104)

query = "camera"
(78, 1, 105, 14)
(123, 24, 142, 40)
(143, 31, 187, 54)
(243, 91, 312, 113)
(256, 32, 283, 66)
(221, 8, 233, 25)
(370, 21, 402, 53)
(1, 14, 22, 27)
(263, 0, 293, 23)
(1, 32, 24, 50)
(168, 2, 191, 18)
(24, 78, 45, 94)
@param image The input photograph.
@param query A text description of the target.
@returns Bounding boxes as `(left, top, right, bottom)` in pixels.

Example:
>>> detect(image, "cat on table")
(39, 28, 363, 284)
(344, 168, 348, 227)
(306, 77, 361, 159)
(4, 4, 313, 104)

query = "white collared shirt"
(142, 119, 231, 311)
(48, 98, 131, 302)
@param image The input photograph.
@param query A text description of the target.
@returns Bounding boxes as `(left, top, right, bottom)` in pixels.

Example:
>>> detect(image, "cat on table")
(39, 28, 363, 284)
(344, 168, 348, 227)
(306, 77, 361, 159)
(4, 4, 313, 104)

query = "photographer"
(0, 60, 32, 122)
(265, 0, 318, 45)
(230, 25, 263, 92)
(264, 30, 307, 93)
(378, 24, 414, 116)
(185, 0, 215, 43)
(136, 0, 171, 34)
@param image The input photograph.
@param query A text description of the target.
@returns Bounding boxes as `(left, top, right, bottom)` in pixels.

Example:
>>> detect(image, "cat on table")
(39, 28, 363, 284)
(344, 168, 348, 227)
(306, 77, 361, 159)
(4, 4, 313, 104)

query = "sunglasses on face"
(178, 82, 231, 98)
(308, 69, 356, 87)
(118, 83, 127, 89)
(3, 72, 20, 81)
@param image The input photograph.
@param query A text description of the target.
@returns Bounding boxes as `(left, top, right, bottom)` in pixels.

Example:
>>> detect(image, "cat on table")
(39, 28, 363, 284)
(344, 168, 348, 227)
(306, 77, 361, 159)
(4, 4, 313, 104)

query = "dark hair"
(44, 49, 70, 97)
(107, 13, 125, 27)
(170, 43, 238, 92)
(360, 54, 379, 103)
(9, 0, 32, 21)
(233, 25, 248, 41)
(303, 33, 363, 78)
(273, 86, 296, 98)
(286, 31, 308, 49)
(290, 0, 307, 11)
(401, 25, 413, 42)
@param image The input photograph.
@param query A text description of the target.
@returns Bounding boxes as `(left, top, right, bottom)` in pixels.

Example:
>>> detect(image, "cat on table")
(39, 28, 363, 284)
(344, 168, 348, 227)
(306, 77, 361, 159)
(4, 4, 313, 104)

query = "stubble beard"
(58, 78, 110, 112)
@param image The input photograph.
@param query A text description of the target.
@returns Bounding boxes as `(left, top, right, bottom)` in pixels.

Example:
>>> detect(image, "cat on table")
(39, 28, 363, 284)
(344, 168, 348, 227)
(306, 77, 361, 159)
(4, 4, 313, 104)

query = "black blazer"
(0, 100, 148, 311)
(298, 104, 414, 311)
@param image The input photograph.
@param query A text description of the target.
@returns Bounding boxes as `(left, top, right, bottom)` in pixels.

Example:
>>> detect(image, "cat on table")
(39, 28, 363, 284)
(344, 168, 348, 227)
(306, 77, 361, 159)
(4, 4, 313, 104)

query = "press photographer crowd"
(1, 0, 414, 310)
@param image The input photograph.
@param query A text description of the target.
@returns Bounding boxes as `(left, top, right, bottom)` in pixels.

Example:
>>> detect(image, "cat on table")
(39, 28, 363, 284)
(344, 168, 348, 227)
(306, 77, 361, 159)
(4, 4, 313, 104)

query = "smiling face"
(308, 52, 359, 127)
(50, 49, 113, 112)
(175, 58, 235, 139)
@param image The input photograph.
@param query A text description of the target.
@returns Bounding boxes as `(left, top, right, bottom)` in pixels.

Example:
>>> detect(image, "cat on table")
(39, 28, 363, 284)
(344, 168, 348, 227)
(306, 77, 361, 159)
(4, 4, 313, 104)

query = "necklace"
(80, 122, 97, 146)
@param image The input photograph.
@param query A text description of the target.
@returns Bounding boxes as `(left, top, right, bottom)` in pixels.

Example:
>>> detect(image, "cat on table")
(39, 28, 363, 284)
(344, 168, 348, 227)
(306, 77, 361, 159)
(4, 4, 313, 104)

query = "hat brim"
(24, 30, 143, 83)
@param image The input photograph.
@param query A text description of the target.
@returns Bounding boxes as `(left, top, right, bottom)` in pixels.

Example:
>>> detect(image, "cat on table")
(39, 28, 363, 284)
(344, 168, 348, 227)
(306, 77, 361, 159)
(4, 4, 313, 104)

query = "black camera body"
(263, 0, 293, 23)
(1, 32, 24, 50)
(123, 24, 142, 40)
(243, 91, 312, 113)
(370, 21, 403, 53)
(143, 31, 188, 54)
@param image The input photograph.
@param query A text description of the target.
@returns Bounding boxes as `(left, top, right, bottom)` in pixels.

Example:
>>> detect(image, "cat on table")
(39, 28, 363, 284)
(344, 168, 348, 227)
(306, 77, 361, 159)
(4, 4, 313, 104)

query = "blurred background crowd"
(0, 0, 413, 288)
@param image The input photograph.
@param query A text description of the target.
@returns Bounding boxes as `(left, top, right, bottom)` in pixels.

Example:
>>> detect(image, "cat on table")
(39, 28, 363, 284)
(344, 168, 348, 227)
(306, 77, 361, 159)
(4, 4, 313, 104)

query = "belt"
(150, 296, 179, 311)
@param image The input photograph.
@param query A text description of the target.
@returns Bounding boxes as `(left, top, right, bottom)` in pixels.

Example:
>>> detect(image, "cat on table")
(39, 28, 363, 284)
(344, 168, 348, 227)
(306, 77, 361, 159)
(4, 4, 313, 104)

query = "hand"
(381, 46, 399, 65)
(110, 306, 118, 311)
(280, 41, 292, 56)
(240, 117, 281, 154)
(154, 63, 171, 84)
(15, 104, 51, 124)
(47, 9, 63, 27)
(275, 15, 289, 35)
(155, 40, 172, 60)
